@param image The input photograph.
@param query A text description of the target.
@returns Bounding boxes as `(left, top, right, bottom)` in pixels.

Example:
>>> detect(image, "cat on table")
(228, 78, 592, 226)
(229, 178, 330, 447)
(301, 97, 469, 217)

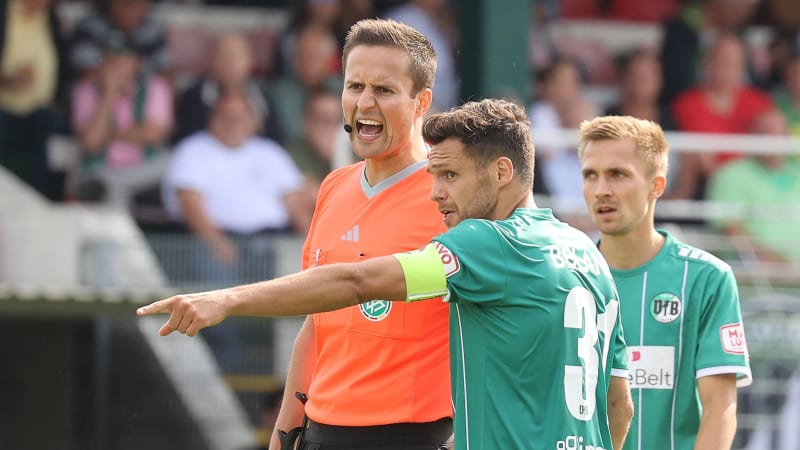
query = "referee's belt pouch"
(278, 427, 303, 450)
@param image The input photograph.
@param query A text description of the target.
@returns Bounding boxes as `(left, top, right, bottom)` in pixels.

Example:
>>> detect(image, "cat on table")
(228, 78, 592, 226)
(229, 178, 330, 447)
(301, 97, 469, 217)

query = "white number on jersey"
(563, 286, 619, 421)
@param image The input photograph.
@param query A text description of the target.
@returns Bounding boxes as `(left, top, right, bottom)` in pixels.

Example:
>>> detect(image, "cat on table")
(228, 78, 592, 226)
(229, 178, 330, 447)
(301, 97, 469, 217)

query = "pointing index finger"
(137, 298, 174, 316)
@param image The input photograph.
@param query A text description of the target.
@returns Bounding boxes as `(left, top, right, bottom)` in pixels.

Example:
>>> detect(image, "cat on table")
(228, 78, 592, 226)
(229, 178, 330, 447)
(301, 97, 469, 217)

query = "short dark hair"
(423, 98, 536, 190)
(342, 19, 437, 96)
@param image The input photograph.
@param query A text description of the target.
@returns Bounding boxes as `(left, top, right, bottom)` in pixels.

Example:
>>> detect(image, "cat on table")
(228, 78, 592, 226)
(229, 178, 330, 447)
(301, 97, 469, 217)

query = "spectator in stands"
(174, 32, 283, 145)
(606, 48, 676, 130)
(772, 51, 800, 136)
(163, 92, 309, 377)
(385, 0, 460, 112)
(528, 58, 586, 157)
(606, 47, 682, 189)
(670, 34, 772, 200)
(268, 24, 342, 145)
(0, 0, 67, 200)
(70, 0, 170, 78)
(334, 0, 374, 48)
(284, 89, 340, 203)
(527, 57, 593, 195)
(162, 91, 312, 285)
(541, 97, 598, 234)
(275, 0, 341, 78)
(758, 5, 800, 92)
(707, 108, 800, 264)
(70, 38, 173, 208)
(659, 0, 759, 108)
(763, 29, 800, 91)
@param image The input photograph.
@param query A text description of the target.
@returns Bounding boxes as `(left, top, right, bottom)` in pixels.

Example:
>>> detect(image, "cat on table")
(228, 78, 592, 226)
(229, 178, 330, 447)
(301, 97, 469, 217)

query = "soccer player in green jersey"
(578, 115, 752, 450)
(138, 99, 634, 450)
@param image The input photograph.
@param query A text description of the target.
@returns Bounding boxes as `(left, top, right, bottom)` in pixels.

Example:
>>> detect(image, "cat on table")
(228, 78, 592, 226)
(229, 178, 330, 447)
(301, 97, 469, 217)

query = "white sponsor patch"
(433, 242, 460, 277)
(627, 346, 675, 389)
(720, 323, 747, 355)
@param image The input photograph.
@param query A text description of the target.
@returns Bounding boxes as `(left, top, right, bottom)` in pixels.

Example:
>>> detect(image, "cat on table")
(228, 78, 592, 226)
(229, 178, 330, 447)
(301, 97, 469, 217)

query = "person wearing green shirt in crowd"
(707, 108, 800, 264)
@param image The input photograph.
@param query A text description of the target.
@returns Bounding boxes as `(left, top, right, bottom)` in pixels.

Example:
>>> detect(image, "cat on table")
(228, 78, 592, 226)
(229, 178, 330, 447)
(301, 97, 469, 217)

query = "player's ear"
(495, 156, 514, 185)
(416, 88, 432, 117)
(651, 174, 666, 199)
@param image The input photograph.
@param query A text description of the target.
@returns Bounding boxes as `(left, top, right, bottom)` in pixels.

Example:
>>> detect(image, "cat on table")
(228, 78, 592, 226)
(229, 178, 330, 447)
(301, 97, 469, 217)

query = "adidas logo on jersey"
(340, 225, 360, 242)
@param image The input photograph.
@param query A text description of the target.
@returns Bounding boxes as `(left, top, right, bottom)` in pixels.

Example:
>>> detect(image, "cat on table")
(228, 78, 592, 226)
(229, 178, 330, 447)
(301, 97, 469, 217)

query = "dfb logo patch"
(360, 300, 392, 321)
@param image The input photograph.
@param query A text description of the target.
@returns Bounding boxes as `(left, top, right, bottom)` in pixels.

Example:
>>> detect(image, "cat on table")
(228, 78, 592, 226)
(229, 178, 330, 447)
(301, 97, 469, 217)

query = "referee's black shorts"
(299, 417, 453, 450)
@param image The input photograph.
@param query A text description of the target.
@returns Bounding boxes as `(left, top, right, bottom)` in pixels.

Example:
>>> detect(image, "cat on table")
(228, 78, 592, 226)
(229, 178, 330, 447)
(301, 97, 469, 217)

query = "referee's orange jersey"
(302, 160, 451, 426)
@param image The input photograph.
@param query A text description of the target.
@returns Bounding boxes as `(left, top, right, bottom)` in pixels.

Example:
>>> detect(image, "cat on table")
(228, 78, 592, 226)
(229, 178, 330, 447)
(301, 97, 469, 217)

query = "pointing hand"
(137, 291, 232, 337)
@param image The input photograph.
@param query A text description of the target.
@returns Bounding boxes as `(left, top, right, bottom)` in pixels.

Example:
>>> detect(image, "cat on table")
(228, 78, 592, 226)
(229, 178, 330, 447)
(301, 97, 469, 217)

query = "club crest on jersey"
(360, 300, 392, 321)
(433, 242, 460, 277)
(650, 293, 682, 323)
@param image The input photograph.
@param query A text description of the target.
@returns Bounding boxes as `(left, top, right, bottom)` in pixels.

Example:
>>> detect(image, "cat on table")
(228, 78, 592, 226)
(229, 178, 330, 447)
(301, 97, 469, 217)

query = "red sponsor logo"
(433, 242, 460, 277)
(631, 351, 641, 362)
(720, 323, 747, 355)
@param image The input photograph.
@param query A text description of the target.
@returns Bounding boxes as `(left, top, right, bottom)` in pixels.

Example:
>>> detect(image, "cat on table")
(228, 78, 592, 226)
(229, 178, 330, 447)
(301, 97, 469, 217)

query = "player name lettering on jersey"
(556, 434, 607, 450)
(627, 346, 675, 389)
(543, 244, 605, 276)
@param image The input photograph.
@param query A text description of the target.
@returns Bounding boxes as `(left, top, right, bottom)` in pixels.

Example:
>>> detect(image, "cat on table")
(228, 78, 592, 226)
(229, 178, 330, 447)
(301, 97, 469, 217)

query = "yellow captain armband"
(393, 244, 449, 302)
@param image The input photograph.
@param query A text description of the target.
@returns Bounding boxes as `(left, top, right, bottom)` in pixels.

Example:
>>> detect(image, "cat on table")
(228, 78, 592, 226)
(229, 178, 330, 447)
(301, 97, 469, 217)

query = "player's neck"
(599, 227, 665, 271)
(364, 138, 428, 186)
(514, 190, 536, 210)
(493, 190, 535, 221)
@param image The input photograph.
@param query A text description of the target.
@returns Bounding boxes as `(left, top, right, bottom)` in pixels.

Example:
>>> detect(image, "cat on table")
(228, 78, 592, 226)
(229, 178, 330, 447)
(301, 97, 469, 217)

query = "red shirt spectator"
(669, 34, 773, 201)
(672, 85, 772, 165)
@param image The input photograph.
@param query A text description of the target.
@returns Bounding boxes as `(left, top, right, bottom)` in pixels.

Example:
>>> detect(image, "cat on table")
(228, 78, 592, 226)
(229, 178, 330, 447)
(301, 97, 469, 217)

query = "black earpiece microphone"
(343, 123, 353, 133)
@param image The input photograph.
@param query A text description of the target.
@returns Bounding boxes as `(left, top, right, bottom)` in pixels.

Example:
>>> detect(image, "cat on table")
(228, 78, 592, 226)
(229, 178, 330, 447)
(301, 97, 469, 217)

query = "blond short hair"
(578, 115, 669, 177)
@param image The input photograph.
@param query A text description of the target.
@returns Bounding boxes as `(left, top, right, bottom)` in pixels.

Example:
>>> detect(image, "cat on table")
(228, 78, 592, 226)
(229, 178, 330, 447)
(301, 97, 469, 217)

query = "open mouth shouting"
(356, 119, 384, 140)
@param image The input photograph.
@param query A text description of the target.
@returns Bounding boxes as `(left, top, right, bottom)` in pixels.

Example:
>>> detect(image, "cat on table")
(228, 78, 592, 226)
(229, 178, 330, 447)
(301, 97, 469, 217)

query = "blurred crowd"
(1, 0, 799, 271)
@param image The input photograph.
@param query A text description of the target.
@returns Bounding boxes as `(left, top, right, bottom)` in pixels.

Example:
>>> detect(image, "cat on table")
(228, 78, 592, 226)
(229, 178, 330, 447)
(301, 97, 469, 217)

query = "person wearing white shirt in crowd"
(163, 91, 313, 280)
(162, 90, 314, 373)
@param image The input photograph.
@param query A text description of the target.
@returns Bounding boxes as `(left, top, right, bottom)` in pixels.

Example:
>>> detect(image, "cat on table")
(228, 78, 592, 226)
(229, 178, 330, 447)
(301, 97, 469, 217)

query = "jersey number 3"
(563, 286, 619, 421)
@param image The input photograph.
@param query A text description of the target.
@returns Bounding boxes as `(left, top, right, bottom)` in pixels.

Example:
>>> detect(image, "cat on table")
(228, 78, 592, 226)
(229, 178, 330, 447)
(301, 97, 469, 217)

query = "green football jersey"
(433, 208, 627, 450)
(610, 230, 752, 450)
